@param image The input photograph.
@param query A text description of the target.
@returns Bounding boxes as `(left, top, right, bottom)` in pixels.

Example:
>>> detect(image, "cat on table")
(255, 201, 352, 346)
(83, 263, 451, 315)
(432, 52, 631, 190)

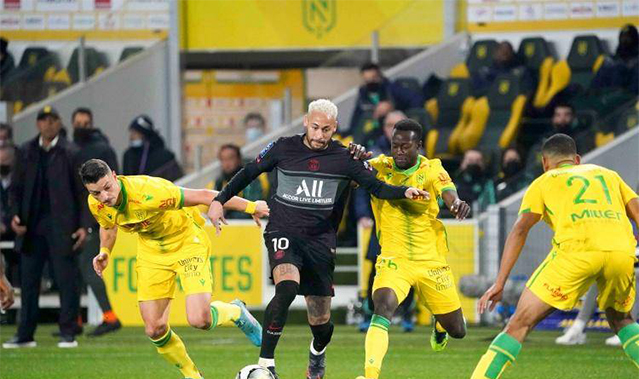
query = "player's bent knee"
(187, 310, 212, 330)
(145, 322, 169, 340)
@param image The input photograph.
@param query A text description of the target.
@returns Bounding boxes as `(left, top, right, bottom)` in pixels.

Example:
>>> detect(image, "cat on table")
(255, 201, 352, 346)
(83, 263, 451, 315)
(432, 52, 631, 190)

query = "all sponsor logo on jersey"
(281, 179, 333, 205)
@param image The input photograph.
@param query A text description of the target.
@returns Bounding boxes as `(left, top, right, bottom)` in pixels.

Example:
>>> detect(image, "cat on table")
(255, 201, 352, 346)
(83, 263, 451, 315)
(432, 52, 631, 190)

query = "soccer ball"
(235, 365, 274, 379)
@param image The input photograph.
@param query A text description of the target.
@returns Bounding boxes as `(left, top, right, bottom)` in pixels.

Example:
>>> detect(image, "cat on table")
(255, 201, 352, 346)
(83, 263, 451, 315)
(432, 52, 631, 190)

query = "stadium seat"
(467, 39, 499, 74)
(517, 37, 556, 107)
(42, 69, 72, 97)
(424, 78, 473, 158)
(351, 110, 379, 147)
(6, 47, 60, 106)
(392, 77, 425, 110)
(534, 35, 608, 109)
(67, 47, 109, 83)
(405, 107, 433, 135)
(461, 73, 527, 152)
(448, 39, 498, 79)
(566, 35, 607, 90)
(594, 102, 639, 147)
(394, 77, 421, 96)
(119, 46, 144, 62)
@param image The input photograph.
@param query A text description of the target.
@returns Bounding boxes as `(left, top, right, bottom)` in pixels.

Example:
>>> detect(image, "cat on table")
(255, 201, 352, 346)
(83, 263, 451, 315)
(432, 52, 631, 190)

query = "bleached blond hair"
(307, 99, 338, 120)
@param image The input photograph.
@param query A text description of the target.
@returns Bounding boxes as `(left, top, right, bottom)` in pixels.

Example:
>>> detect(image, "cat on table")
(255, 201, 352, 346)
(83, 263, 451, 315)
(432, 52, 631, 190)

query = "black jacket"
(74, 128, 119, 229)
(122, 138, 183, 181)
(11, 134, 91, 255)
(74, 128, 119, 172)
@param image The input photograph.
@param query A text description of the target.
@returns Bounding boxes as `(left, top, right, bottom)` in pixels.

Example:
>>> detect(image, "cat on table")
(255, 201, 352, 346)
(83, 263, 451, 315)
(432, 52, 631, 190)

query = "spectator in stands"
(214, 144, 266, 219)
(349, 63, 395, 141)
(0, 123, 12, 146)
(454, 149, 495, 213)
(71, 107, 122, 337)
(0, 144, 17, 285)
(368, 110, 407, 155)
(0, 38, 15, 81)
(472, 41, 532, 96)
(592, 24, 639, 95)
(244, 112, 267, 144)
(525, 103, 593, 177)
(494, 147, 528, 202)
(123, 115, 183, 181)
(3, 106, 90, 349)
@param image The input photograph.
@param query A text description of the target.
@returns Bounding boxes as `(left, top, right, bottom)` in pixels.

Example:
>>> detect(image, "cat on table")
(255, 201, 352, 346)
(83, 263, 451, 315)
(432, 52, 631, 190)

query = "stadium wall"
(10, 39, 174, 161)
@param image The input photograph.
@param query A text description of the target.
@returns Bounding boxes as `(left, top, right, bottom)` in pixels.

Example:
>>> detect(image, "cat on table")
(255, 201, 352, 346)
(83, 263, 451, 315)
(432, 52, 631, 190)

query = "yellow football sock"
(435, 321, 446, 333)
(210, 300, 241, 328)
(150, 328, 201, 379)
(471, 332, 521, 379)
(364, 314, 390, 379)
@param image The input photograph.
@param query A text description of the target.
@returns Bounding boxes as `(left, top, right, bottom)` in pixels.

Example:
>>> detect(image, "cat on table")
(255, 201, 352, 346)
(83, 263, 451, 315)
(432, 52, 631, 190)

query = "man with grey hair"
(209, 99, 428, 379)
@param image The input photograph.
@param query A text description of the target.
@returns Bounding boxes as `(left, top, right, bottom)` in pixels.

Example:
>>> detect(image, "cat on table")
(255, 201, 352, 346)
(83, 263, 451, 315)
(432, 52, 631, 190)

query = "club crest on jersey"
(274, 249, 286, 260)
(256, 141, 275, 163)
(308, 158, 320, 171)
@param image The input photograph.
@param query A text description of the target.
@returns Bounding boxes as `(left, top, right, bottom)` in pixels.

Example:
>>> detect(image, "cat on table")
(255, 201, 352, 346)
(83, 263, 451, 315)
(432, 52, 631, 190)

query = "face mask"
(366, 82, 381, 92)
(130, 139, 144, 148)
(503, 160, 522, 178)
(0, 164, 10, 176)
(73, 128, 93, 142)
(465, 163, 483, 179)
(245, 127, 264, 143)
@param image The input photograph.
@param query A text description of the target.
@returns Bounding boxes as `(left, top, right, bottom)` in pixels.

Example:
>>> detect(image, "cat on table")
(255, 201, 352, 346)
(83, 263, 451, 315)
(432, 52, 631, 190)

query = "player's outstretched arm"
(181, 188, 269, 231)
(478, 212, 541, 314)
(94, 226, 117, 278)
(442, 190, 471, 220)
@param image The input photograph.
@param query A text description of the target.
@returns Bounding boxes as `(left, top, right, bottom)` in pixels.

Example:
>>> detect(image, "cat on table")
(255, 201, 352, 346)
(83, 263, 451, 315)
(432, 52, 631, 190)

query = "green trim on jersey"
(393, 156, 422, 176)
(179, 188, 185, 209)
(117, 179, 128, 212)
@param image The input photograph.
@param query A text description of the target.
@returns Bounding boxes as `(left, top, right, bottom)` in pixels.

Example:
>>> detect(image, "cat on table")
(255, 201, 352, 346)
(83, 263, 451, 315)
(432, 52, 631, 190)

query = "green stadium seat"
(467, 39, 499, 74)
(425, 78, 473, 158)
(462, 73, 527, 154)
(67, 47, 109, 83)
(518, 37, 555, 104)
(566, 35, 608, 91)
(119, 46, 144, 62)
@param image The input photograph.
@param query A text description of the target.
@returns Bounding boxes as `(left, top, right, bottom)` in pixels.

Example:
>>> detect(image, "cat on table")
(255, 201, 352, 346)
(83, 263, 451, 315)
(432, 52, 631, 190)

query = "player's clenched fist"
(93, 252, 109, 278)
(404, 187, 430, 201)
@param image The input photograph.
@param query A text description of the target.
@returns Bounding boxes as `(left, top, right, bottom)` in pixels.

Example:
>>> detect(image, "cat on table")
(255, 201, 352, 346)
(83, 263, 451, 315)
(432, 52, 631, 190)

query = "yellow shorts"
(136, 229, 213, 301)
(372, 256, 461, 315)
(527, 248, 637, 312)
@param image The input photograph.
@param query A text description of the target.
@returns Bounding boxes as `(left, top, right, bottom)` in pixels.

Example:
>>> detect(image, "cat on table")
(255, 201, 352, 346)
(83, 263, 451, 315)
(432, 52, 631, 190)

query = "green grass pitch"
(1, 324, 635, 378)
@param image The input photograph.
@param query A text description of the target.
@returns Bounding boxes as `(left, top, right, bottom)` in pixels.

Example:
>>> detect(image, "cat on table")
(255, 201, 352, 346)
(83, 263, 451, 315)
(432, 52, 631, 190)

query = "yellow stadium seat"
(449, 63, 470, 79)
(460, 73, 527, 152)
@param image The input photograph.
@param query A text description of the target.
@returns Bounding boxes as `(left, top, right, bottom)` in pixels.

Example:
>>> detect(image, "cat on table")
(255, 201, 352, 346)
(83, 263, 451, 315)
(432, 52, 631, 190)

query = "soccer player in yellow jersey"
(471, 134, 639, 378)
(356, 119, 471, 379)
(79, 159, 268, 379)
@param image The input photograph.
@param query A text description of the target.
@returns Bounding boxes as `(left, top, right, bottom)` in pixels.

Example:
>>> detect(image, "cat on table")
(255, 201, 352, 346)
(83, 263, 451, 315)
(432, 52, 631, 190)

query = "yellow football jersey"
(88, 175, 206, 264)
(520, 164, 638, 253)
(369, 155, 456, 262)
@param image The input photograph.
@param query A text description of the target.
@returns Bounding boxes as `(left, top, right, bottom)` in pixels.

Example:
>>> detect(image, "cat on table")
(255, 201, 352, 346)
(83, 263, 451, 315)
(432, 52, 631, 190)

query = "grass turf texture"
(1, 324, 635, 379)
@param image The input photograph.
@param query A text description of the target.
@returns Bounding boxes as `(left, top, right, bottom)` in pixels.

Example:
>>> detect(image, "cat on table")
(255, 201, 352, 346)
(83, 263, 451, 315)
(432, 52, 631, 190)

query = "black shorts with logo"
(264, 231, 335, 297)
